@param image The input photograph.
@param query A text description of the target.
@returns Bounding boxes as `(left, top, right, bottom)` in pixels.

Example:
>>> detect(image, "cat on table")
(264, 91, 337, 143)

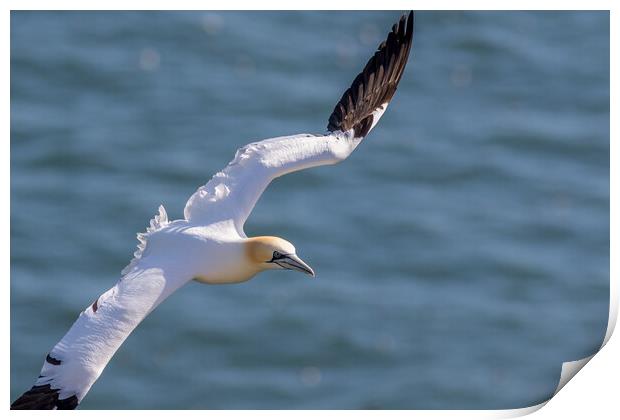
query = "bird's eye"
(273, 251, 281, 259)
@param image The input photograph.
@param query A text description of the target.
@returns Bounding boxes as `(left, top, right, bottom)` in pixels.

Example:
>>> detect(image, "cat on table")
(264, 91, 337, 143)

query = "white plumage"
(184, 133, 360, 231)
(12, 11, 414, 409)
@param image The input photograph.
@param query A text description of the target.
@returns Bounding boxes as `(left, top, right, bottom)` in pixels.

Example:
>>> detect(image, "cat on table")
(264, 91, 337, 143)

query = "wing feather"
(11, 385, 78, 410)
(184, 133, 347, 231)
(185, 11, 415, 232)
(327, 11, 414, 138)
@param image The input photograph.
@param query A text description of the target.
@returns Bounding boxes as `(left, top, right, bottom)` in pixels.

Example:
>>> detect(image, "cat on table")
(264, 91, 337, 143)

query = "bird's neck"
(193, 238, 264, 285)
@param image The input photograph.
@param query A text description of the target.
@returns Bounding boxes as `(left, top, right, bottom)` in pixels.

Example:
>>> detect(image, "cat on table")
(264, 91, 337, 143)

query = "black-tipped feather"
(327, 11, 414, 138)
(11, 384, 78, 410)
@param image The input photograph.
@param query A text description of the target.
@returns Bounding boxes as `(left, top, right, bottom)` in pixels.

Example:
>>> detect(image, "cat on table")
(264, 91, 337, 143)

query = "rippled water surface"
(11, 11, 609, 409)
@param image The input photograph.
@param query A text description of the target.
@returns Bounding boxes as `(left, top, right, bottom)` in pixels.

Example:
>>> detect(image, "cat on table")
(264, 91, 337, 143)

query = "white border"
(4, 1, 616, 418)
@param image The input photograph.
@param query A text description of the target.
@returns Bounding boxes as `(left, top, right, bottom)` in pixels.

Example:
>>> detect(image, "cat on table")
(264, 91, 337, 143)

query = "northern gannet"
(12, 11, 414, 409)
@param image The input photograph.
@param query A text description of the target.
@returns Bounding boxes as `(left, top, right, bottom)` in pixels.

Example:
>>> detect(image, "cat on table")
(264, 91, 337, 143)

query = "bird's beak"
(277, 254, 315, 277)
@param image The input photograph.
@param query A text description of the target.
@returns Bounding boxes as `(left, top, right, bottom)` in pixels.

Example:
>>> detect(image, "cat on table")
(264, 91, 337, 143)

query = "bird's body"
(12, 11, 415, 409)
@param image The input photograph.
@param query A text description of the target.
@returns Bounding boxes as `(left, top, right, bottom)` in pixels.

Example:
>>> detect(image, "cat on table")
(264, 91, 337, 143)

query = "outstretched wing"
(184, 11, 414, 233)
(12, 248, 196, 410)
(183, 133, 346, 231)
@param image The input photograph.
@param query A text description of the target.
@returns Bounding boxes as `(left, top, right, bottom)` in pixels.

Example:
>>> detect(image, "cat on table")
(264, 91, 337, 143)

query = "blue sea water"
(10, 11, 609, 409)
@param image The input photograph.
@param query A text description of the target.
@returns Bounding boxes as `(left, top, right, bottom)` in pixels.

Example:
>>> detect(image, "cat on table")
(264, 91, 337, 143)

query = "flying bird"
(12, 11, 414, 409)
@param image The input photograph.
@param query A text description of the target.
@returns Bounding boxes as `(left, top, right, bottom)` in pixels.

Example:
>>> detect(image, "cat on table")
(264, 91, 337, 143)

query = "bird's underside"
(11, 11, 414, 409)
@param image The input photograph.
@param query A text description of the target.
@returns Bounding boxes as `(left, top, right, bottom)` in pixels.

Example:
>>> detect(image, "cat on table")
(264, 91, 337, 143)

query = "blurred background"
(11, 11, 609, 409)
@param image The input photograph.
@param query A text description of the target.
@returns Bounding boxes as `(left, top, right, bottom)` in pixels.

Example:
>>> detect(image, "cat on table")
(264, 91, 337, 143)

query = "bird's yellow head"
(245, 236, 315, 277)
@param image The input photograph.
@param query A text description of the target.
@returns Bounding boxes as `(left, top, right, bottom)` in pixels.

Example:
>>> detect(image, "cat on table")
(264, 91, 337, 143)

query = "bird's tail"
(327, 11, 414, 139)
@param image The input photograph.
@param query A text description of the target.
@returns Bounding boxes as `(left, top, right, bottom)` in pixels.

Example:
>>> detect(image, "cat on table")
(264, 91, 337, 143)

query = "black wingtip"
(11, 384, 78, 410)
(327, 11, 415, 138)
